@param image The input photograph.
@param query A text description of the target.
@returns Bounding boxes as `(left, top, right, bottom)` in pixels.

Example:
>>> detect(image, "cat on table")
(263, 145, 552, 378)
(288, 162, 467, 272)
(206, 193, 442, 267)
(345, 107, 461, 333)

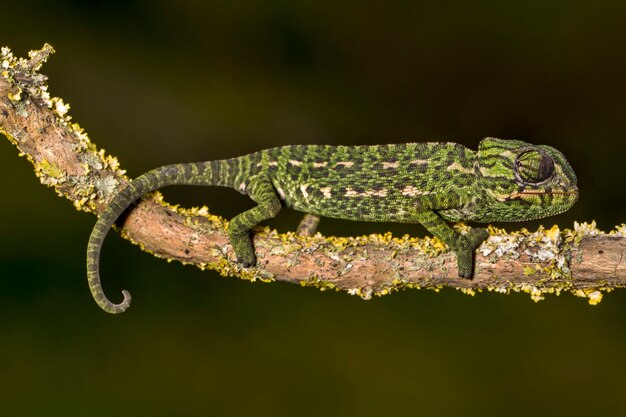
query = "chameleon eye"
(514, 149, 554, 185)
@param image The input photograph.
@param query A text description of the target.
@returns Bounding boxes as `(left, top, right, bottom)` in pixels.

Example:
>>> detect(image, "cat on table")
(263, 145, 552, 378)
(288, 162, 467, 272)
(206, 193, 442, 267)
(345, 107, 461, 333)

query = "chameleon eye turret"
(514, 148, 555, 185)
(87, 138, 578, 313)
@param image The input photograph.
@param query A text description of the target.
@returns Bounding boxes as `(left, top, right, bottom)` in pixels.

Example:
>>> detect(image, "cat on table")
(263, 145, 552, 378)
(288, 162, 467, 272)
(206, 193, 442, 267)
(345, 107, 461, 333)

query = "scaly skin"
(87, 137, 578, 313)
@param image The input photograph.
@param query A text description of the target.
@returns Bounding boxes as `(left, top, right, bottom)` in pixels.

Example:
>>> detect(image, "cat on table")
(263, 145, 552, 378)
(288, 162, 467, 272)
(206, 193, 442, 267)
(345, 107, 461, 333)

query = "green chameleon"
(87, 137, 578, 314)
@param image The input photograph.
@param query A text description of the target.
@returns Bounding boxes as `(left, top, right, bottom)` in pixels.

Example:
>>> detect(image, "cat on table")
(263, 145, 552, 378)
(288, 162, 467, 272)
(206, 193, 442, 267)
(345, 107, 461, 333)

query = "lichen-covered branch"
(2, 45, 625, 305)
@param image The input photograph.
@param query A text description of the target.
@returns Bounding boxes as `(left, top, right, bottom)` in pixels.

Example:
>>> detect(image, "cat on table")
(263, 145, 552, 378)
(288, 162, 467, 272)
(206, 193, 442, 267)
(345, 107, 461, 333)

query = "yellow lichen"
(7, 88, 21, 101)
(573, 289, 604, 305)
(545, 224, 561, 244)
(523, 266, 537, 276)
(300, 276, 338, 292)
(520, 283, 545, 302)
(609, 224, 626, 237)
(587, 291, 603, 305)
(459, 287, 476, 296)
(36, 159, 64, 181)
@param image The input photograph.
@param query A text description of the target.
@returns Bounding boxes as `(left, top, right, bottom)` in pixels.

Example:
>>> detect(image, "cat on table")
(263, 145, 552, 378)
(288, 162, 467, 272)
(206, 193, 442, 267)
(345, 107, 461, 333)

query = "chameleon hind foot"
(455, 228, 489, 278)
(228, 231, 257, 267)
(226, 175, 282, 267)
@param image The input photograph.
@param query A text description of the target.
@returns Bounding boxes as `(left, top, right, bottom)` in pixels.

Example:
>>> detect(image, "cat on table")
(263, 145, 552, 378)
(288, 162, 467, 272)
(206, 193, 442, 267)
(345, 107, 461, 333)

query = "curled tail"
(87, 160, 238, 314)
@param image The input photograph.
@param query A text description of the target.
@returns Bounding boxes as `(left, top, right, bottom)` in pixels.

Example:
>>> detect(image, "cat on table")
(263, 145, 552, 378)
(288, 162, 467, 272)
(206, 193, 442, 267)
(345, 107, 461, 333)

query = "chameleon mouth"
(510, 188, 578, 198)
(519, 191, 578, 195)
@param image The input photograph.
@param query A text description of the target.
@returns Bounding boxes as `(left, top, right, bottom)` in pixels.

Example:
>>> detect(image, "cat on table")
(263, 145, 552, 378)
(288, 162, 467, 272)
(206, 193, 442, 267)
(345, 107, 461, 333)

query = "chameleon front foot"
(454, 228, 489, 278)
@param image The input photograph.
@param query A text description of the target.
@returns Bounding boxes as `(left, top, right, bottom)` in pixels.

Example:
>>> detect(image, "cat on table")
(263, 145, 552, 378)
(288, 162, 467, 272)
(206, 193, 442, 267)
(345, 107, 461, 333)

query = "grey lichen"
(472, 221, 626, 304)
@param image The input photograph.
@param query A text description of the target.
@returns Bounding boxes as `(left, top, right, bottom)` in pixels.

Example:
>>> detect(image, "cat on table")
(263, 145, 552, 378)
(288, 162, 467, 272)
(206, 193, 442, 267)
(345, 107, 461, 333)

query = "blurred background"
(1, 1, 625, 416)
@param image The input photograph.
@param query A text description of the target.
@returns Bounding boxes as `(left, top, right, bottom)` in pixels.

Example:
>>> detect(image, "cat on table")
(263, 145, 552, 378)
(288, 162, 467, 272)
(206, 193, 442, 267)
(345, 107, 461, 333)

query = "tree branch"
(2, 45, 625, 305)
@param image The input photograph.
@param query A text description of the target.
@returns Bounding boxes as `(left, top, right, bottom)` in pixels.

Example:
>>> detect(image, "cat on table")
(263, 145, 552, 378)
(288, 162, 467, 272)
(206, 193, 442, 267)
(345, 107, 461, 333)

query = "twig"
(2, 45, 625, 305)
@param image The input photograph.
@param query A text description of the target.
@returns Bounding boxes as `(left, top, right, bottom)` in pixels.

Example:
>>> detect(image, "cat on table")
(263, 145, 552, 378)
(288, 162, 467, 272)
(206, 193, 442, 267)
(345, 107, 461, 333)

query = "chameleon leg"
(414, 210, 489, 278)
(228, 175, 282, 266)
(296, 214, 321, 237)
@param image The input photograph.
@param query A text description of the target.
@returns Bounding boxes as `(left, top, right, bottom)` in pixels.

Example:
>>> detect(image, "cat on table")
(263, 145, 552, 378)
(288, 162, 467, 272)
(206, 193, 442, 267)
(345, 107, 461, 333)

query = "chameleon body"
(87, 137, 578, 313)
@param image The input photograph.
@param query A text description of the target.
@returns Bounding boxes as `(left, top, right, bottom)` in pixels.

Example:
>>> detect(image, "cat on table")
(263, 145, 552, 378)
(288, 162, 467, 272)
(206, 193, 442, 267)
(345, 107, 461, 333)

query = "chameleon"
(87, 137, 578, 314)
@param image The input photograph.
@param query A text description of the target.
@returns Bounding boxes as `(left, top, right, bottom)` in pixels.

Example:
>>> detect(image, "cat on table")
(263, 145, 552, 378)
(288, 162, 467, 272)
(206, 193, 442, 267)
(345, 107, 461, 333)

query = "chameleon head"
(474, 137, 578, 222)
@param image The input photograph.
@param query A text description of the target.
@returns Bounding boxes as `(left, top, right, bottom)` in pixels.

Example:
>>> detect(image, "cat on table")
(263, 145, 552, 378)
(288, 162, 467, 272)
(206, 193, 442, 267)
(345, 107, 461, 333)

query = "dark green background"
(1, 1, 625, 416)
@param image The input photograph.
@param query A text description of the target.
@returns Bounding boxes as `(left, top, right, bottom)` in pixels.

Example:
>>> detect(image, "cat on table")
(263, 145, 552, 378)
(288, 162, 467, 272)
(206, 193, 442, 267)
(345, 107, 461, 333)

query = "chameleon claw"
(458, 268, 473, 279)
(239, 259, 256, 268)
(235, 252, 257, 268)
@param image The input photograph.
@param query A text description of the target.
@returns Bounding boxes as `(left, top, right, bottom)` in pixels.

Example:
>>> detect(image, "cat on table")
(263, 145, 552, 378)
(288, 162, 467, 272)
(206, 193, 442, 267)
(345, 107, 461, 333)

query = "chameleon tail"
(87, 161, 233, 314)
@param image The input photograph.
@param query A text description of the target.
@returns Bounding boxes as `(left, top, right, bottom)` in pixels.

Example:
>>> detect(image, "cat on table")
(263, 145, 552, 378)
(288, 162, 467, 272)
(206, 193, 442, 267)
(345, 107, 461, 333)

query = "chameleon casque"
(87, 137, 578, 314)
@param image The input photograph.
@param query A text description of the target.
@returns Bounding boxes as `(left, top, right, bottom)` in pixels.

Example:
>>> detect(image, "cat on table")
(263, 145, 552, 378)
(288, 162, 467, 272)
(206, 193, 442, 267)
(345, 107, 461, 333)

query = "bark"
(2, 45, 624, 305)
